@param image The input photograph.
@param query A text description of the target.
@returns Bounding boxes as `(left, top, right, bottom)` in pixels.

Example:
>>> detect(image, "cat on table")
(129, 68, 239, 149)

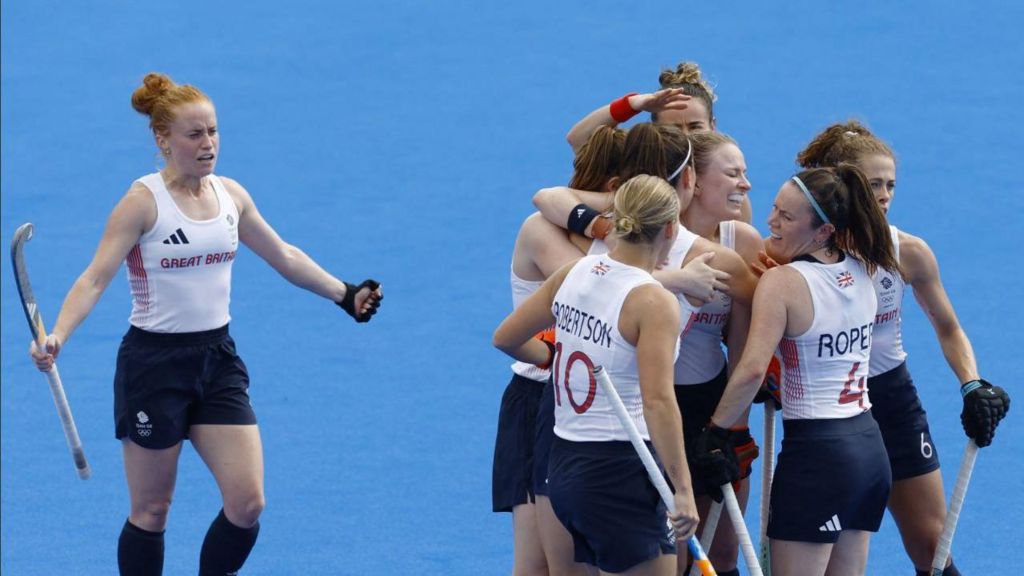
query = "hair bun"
(616, 214, 638, 235)
(131, 72, 175, 117)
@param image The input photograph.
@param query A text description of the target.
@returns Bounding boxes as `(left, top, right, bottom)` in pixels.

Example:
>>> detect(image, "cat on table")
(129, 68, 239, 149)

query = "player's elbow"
(532, 187, 558, 210)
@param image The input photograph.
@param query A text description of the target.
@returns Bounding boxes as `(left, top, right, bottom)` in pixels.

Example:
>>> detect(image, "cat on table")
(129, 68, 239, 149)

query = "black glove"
(336, 279, 382, 323)
(693, 425, 740, 503)
(960, 379, 1010, 447)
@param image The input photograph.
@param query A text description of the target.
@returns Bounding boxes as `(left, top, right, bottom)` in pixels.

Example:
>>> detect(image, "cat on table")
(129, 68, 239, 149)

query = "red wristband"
(609, 93, 639, 123)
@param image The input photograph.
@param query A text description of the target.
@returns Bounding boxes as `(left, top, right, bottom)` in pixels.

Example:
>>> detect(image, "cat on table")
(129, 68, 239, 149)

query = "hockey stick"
(930, 440, 979, 575)
(721, 481, 763, 576)
(11, 223, 90, 479)
(760, 402, 776, 575)
(686, 500, 723, 576)
(593, 366, 716, 576)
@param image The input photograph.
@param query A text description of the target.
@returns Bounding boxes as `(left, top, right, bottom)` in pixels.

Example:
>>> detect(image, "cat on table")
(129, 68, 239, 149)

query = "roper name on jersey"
(818, 322, 873, 358)
(552, 301, 613, 349)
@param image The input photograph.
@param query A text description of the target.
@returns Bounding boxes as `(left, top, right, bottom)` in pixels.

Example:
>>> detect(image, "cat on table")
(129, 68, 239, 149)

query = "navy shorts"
(868, 362, 940, 480)
(548, 436, 675, 572)
(768, 412, 891, 543)
(114, 325, 256, 450)
(492, 373, 546, 512)
(532, 379, 556, 497)
(675, 368, 758, 494)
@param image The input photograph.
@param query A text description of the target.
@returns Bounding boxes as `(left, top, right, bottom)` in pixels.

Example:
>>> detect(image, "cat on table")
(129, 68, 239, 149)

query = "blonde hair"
(131, 72, 211, 137)
(613, 175, 680, 244)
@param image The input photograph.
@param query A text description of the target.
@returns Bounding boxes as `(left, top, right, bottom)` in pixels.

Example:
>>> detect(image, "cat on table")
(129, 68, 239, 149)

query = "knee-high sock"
(118, 519, 164, 576)
(198, 509, 260, 576)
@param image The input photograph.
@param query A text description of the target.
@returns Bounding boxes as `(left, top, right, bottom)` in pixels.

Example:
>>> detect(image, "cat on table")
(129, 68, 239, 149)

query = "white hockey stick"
(722, 482, 763, 576)
(593, 366, 716, 576)
(930, 440, 979, 575)
(760, 402, 776, 575)
(11, 223, 90, 479)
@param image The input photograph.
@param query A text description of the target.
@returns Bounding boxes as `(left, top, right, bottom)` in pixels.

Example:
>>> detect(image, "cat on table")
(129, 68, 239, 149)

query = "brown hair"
(620, 123, 692, 184)
(131, 72, 211, 137)
(569, 126, 626, 190)
(796, 120, 895, 169)
(795, 165, 899, 275)
(688, 130, 738, 177)
(654, 62, 716, 123)
(613, 175, 680, 244)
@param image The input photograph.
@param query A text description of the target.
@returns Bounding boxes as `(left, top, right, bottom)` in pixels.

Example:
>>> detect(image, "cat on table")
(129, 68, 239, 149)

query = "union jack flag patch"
(836, 270, 855, 288)
(591, 261, 611, 276)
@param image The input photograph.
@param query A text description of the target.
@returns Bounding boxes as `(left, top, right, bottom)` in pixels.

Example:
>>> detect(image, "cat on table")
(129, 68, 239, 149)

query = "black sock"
(715, 570, 740, 576)
(118, 519, 164, 576)
(198, 509, 260, 576)
(916, 562, 961, 576)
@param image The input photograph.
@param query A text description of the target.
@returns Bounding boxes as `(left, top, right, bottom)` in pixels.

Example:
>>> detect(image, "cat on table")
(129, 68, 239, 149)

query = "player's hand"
(670, 492, 700, 541)
(662, 252, 730, 305)
(630, 89, 692, 115)
(751, 251, 780, 278)
(960, 379, 1010, 447)
(29, 334, 61, 372)
(337, 279, 383, 323)
(693, 425, 740, 503)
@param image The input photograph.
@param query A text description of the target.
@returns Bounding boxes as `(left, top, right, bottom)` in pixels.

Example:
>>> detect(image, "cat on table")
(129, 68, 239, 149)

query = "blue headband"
(791, 176, 831, 225)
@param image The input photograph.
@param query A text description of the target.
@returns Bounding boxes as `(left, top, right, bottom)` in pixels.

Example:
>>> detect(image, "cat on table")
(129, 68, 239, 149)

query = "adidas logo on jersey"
(818, 514, 842, 532)
(162, 228, 190, 245)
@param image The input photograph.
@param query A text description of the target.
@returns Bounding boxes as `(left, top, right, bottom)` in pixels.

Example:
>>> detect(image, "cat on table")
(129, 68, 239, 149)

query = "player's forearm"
(271, 245, 346, 301)
(711, 363, 762, 428)
(937, 327, 980, 385)
(566, 106, 616, 152)
(644, 396, 693, 497)
(51, 274, 108, 343)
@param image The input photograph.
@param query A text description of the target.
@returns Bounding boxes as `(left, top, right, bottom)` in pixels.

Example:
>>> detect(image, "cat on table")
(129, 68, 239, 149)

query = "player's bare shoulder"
(731, 220, 765, 260)
(895, 229, 938, 285)
(214, 175, 252, 215)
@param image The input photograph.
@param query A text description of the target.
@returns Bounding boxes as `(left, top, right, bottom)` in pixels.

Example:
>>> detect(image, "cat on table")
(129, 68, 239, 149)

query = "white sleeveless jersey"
(551, 254, 676, 442)
(509, 266, 551, 382)
(869, 226, 907, 376)
(776, 256, 876, 420)
(675, 221, 736, 384)
(127, 173, 240, 333)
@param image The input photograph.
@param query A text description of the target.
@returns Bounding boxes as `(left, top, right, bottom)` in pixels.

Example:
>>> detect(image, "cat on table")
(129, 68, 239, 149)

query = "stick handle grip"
(930, 440, 978, 574)
(44, 363, 90, 479)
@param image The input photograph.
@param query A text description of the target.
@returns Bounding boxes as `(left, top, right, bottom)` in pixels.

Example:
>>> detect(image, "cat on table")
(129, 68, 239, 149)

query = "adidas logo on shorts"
(162, 228, 190, 245)
(818, 514, 842, 532)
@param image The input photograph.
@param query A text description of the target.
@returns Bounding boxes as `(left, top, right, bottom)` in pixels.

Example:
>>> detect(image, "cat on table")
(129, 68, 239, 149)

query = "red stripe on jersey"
(780, 338, 803, 402)
(680, 310, 698, 340)
(126, 244, 150, 313)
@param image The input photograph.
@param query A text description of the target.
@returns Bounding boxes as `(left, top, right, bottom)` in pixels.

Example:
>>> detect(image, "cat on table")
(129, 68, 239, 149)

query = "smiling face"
(655, 99, 714, 133)
(156, 100, 219, 178)
(858, 153, 896, 215)
(765, 180, 833, 261)
(692, 143, 750, 221)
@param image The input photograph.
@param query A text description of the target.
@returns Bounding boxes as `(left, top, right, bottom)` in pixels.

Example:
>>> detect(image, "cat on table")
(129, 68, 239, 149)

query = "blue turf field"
(2, 2, 1022, 574)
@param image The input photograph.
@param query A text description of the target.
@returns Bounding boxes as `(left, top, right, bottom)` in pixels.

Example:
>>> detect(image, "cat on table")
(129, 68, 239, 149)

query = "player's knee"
(132, 498, 173, 530)
(224, 492, 265, 528)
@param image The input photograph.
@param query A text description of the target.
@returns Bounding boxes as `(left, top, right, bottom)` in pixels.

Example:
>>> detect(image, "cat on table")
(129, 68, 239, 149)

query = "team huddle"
(492, 62, 1011, 576)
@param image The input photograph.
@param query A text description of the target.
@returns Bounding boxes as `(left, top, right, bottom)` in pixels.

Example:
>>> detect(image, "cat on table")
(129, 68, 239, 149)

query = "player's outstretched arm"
(566, 89, 692, 152)
(225, 177, 382, 322)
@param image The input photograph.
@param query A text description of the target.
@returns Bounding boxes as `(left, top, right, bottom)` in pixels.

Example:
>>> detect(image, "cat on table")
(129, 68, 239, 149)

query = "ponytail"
(795, 166, 898, 276)
(569, 125, 626, 191)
